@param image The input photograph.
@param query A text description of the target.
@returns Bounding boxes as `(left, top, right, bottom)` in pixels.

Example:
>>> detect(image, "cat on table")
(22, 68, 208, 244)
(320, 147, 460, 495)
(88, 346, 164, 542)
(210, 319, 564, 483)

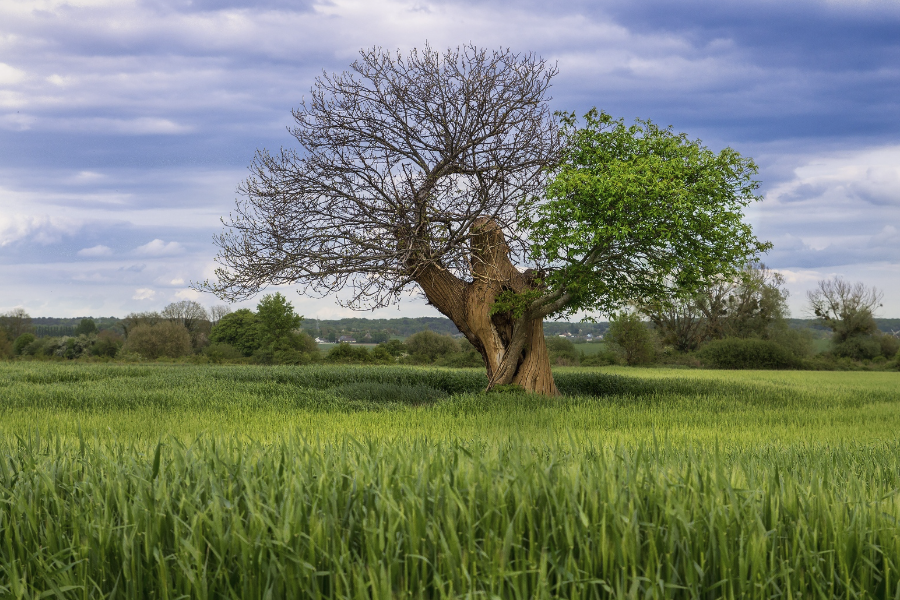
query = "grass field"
(1, 362, 898, 598)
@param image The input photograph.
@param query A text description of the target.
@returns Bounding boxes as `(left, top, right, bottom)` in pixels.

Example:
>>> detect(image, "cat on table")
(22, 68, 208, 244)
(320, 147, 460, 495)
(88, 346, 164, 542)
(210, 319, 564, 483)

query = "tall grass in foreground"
(2, 433, 900, 599)
(1, 363, 899, 598)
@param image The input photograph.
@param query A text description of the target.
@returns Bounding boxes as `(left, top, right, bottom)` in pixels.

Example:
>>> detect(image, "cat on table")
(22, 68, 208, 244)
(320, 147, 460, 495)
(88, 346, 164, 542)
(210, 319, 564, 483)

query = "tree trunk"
(413, 219, 559, 396)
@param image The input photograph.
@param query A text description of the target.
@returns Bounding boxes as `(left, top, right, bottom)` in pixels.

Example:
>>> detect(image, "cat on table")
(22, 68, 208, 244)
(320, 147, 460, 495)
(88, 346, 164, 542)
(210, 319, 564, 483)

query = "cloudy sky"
(2, 0, 899, 319)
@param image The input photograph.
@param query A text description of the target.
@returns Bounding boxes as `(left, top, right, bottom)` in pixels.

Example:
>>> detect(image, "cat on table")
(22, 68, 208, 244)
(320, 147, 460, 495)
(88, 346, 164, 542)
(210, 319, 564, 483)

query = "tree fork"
(414, 219, 559, 396)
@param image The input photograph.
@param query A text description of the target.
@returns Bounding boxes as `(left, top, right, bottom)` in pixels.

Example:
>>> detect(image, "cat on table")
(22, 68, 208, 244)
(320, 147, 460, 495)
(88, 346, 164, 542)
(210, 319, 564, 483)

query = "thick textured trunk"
(413, 219, 559, 396)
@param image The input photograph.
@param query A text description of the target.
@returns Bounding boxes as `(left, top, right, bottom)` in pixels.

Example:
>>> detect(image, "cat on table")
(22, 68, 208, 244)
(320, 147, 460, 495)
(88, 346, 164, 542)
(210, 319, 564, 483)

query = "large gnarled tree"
(200, 45, 768, 395)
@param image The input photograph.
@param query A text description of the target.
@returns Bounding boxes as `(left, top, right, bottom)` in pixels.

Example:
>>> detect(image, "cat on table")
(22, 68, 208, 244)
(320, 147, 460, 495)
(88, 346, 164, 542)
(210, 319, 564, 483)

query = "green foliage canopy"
(209, 309, 260, 356)
(523, 109, 770, 318)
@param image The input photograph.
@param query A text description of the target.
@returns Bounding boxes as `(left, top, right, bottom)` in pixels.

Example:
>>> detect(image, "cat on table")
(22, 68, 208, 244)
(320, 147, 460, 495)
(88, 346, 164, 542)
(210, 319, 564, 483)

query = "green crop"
(0, 362, 898, 598)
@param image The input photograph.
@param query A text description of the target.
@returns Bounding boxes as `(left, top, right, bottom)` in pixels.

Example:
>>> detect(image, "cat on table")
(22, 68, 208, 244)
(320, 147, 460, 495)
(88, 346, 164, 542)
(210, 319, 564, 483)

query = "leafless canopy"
(807, 277, 882, 341)
(201, 44, 559, 308)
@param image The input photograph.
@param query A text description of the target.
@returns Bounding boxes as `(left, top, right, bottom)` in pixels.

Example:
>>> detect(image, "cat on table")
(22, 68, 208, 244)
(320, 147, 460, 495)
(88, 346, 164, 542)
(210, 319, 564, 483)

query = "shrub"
(404, 331, 460, 362)
(545, 337, 580, 365)
(74, 318, 98, 336)
(209, 309, 260, 356)
(832, 335, 882, 361)
(607, 313, 657, 366)
(377, 339, 406, 357)
(91, 330, 124, 358)
(698, 337, 799, 369)
(580, 350, 619, 367)
(433, 351, 484, 368)
(326, 343, 374, 364)
(203, 342, 245, 363)
(13, 333, 36, 356)
(878, 334, 899, 359)
(0, 330, 12, 359)
(122, 322, 192, 359)
(22, 337, 51, 357)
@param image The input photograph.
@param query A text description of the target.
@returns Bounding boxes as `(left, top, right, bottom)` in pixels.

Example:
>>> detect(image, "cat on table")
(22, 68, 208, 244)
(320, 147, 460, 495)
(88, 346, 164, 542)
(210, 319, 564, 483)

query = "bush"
(878, 334, 899, 359)
(580, 350, 619, 367)
(91, 330, 124, 358)
(832, 335, 882, 361)
(209, 309, 260, 356)
(404, 331, 460, 362)
(13, 333, 36, 356)
(545, 337, 580, 365)
(122, 322, 192, 359)
(376, 339, 406, 357)
(607, 313, 657, 366)
(0, 330, 12, 359)
(74, 318, 98, 336)
(698, 337, 799, 369)
(326, 343, 374, 364)
(203, 342, 245, 363)
(433, 351, 484, 368)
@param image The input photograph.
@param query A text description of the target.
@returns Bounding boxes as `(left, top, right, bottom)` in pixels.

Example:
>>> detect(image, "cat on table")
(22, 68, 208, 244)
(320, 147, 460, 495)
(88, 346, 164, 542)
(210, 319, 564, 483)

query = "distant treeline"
(25, 315, 900, 340)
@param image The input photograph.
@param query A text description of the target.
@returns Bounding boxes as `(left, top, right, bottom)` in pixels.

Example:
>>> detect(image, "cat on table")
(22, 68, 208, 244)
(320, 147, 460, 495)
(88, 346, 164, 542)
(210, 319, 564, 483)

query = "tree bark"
(413, 219, 559, 396)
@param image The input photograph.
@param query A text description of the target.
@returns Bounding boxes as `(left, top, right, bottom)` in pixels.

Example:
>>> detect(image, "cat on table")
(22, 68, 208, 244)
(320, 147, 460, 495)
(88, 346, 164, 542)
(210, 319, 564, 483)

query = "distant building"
(337, 335, 357, 343)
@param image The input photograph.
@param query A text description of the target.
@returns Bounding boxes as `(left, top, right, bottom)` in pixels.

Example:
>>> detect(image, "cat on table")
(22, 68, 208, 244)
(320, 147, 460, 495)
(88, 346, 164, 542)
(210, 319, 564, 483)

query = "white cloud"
(134, 239, 185, 256)
(170, 277, 185, 285)
(132, 287, 156, 300)
(0, 213, 81, 246)
(77, 244, 113, 257)
(174, 288, 202, 300)
(0, 63, 26, 85)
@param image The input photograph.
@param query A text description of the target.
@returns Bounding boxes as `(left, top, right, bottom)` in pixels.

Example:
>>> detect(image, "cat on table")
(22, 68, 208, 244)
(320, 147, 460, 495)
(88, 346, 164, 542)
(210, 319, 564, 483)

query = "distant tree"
(121, 312, 162, 338)
(91, 330, 124, 358)
(639, 294, 706, 352)
(376, 339, 406, 357)
(161, 300, 211, 350)
(640, 263, 789, 351)
(0, 308, 33, 340)
(209, 305, 232, 327)
(75, 318, 98, 336)
(0, 330, 12, 359)
(404, 331, 460, 362)
(807, 278, 881, 343)
(161, 300, 209, 331)
(606, 313, 657, 366)
(256, 293, 303, 347)
(714, 264, 789, 339)
(13, 333, 36, 356)
(209, 309, 260, 356)
(122, 322, 192, 359)
(544, 336, 580, 365)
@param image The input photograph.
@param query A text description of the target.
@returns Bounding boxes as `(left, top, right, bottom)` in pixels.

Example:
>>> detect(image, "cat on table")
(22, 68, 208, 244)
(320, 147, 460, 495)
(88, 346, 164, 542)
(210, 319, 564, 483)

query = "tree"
(0, 330, 12, 359)
(161, 300, 209, 332)
(640, 263, 789, 351)
(209, 305, 232, 327)
(0, 308, 33, 340)
(200, 46, 767, 395)
(75, 318, 98, 336)
(13, 333, 36, 356)
(807, 278, 881, 343)
(639, 294, 706, 352)
(161, 300, 211, 350)
(121, 312, 162, 338)
(606, 313, 657, 365)
(121, 322, 192, 359)
(256, 293, 303, 346)
(404, 330, 460, 362)
(209, 309, 260, 356)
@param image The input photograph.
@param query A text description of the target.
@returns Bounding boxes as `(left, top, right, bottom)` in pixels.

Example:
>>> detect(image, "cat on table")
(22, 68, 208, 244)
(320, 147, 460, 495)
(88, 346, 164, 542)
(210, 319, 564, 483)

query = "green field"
(1, 363, 898, 598)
